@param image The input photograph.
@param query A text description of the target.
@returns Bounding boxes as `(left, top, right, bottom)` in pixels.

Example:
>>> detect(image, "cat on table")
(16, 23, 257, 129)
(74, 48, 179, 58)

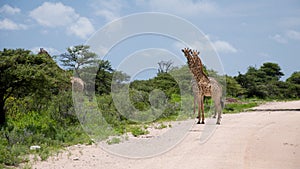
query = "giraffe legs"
(196, 96, 205, 124)
(197, 98, 201, 124)
(216, 108, 222, 125)
(212, 108, 217, 118)
(196, 95, 223, 124)
(215, 97, 222, 125)
(193, 94, 197, 115)
(200, 98, 205, 124)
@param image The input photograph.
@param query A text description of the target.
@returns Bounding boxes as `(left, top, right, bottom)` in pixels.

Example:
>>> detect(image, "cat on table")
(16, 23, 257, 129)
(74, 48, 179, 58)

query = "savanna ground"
(29, 100, 300, 169)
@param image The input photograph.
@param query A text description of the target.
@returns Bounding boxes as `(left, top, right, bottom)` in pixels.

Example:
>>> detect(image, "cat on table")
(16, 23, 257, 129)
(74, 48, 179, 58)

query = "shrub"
(129, 126, 149, 137)
(106, 137, 121, 145)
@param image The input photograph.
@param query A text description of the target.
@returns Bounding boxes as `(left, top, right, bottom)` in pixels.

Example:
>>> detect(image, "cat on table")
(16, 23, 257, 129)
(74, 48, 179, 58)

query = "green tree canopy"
(259, 62, 284, 81)
(235, 66, 265, 98)
(286, 71, 300, 98)
(95, 60, 113, 95)
(287, 71, 300, 84)
(226, 75, 245, 97)
(58, 45, 97, 77)
(0, 48, 67, 125)
(95, 60, 130, 95)
(235, 63, 286, 99)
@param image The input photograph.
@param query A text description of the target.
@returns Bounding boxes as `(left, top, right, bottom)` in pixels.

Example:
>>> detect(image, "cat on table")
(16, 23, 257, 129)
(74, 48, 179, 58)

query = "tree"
(259, 62, 284, 81)
(153, 72, 179, 98)
(286, 71, 300, 98)
(225, 75, 245, 97)
(58, 46, 130, 95)
(0, 48, 66, 126)
(287, 71, 300, 84)
(58, 45, 97, 77)
(235, 63, 286, 99)
(168, 65, 193, 95)
(157, 60, 173, 74)
(95, 60, 130, 95)
(95, 60, 113, 95)
(235, 67, 264, 98)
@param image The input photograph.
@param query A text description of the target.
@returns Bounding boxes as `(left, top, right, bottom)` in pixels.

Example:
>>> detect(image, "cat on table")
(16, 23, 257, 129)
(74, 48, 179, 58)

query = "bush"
(106, 137, 121, 145)
(129, 126, 149, 137)
(1, 100, 91, 167)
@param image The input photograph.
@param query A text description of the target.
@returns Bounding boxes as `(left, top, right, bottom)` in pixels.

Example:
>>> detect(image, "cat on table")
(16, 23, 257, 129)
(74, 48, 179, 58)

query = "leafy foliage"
(129, 126, 149, 137)
(225, 75, 245, 97)
(287, 71, 300, 84)
(58, 45, 97, 77)
(0, 48, 68, 126)
(286, 71, 300, 98)
(95, 60, 113, 95)
(1, 45, 299, 168)
(106, 137, 121, 145)
(0, 47, 90, 166)
(234, 63, 294, 99)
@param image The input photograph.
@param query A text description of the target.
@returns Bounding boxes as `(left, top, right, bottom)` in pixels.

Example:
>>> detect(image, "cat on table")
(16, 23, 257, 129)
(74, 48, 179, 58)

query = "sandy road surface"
(31, 101, 300, 169)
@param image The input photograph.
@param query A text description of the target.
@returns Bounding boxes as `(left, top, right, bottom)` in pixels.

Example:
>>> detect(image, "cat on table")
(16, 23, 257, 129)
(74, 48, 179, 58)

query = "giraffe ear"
(181, 49, 184, 52)
(198, 51, 200, 55)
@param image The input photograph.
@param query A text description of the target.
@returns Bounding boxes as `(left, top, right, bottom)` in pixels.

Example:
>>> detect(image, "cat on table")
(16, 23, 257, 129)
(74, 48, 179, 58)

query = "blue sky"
(0, 0, 299, 80)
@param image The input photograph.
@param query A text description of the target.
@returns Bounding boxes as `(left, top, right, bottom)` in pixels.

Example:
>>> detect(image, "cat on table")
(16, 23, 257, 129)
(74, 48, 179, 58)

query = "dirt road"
(32, 101, 300, 169)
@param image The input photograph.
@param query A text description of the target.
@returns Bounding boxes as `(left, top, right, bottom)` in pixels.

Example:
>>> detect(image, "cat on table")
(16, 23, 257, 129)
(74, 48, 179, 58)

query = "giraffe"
(191, 79, 210, 117)
(37, 48, 85, 92)
(182, 48, 223, 124)
(191, 79, 199, 115)
(37, 48, 54, 61)
(70, 76, 85, 92)
(38, 48, 48, 55)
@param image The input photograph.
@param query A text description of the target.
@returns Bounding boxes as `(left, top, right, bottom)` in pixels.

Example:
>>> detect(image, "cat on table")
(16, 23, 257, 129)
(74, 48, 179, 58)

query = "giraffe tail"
(221, 97, 225, 109)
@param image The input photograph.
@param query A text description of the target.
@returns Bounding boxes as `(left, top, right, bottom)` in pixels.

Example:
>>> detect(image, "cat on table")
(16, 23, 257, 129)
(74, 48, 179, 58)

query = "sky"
(0, 0, 300, 80)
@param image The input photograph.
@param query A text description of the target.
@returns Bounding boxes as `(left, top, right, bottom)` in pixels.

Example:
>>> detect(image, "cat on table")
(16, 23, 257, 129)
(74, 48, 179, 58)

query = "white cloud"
(29, 2, 78, 27)
(192, 34, 238, 54)
(96, 9, 119, 21)
(67, 17, 95, 39)
(269, 34, 287, 44)
(173, 38, 237, 54)
(30, 2, 95, 39)
(0, 4, 21, 15)
(141, 0, 217, 16)
(0, 18, 27, 30)
(212, 40, 237, 53)
(286, 30, 300, 41)
(93, 0, 123, 21)
(269, 30, 300, 44)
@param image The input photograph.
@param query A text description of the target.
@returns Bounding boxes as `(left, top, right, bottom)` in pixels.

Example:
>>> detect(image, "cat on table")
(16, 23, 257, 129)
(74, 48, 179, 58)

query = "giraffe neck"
(183, 49, 211, 95)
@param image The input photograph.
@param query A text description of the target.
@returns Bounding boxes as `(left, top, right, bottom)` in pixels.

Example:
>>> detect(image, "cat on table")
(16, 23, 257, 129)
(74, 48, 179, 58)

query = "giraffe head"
(181, 48, 192, 58)
(191, 49, 203, 67)
(191, 50, 200, 58)
(38, 48, 49, 55)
